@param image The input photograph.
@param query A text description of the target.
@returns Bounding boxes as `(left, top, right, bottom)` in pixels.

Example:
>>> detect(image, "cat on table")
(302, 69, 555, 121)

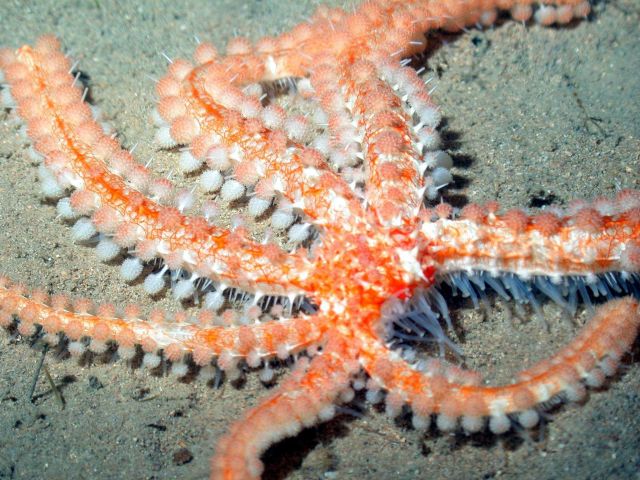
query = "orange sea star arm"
(360, 298, 639, 430)
(419, 198, 640, 278)
(210, 332, 359, 480)
(1, 40, 312, 295)
(0, 278, 328, 366)
(163, 59, 366, 230)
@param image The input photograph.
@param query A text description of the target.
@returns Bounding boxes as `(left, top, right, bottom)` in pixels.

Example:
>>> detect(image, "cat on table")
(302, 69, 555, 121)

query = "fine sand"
(0, 1, 638, 479)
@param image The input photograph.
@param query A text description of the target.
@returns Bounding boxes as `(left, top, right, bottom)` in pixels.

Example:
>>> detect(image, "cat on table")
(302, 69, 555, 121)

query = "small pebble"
(173, 448, 194, 466)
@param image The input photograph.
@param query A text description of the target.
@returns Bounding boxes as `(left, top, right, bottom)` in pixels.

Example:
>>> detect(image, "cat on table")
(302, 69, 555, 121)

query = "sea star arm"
(0, 39, 312, 296)
(346, 60, 429, 227)
(210, 331, 359, 480)
(360, 297, 639, 432)
(155, 0, 594, 234)
(151, 0, 463, 231)
(419, 196, 640, 280)
(169, 1, 428, 83)
(192, 0, 592, 83)
(156, 57, 366, 231)
(0, 277, 328, 372)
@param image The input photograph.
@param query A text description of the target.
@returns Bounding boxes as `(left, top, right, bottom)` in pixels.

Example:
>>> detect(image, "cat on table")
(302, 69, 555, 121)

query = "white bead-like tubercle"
(431, 166, 452, 188)
(200, 170, 224, 192)
(412, 414, 431, 431)
(175, 190, 195, 212)
(27, 146, 44, 162)
(117, 345, 137, 361)
(173, 278, 196, 300)
(56, 197, 77, 219)
(416, 105, 441, 128)
(246, 350, 262, 368)
(259, 365, 274, 383)
(204, 290, 225, 310)
(89, 339, 108, 354)
(178, 150, 203, 173)
(422, 150, 453, 171)
(71, 218, 97, 242)
(144, 272, 165, 295)
(199, 365, 217, 382)
(1, 87, 15, 107)
(365, 388, 382, 404)
(171, 362, 189, 377)
(271, 209, 295, 230)
(248, 196, 271, 217)
(489, 413, 511, 434)
(40, 176, 64, 199)
(96, 238, 121, 262)
(120, 257, 143, 282)
(206, 145, 230, 170)
(461, 415, 484, 433)
(318, 405, 336, 422)
(288, 223, 311, 243)
(436, 414, 457, 432)
(220, 179, 245, 202)
(68, 341, 87, 357)
(416, 126, 441, 151)
(143, 352, 162, 369)
(151, 108, 165, 127)
(154, 125, 177, 148)
(518, 409, 540, 429)
(565, 383, 587, 402)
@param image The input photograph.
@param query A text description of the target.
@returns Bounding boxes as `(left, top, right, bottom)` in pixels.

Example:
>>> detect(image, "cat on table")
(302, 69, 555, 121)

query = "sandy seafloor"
(0, 0, 639, 479)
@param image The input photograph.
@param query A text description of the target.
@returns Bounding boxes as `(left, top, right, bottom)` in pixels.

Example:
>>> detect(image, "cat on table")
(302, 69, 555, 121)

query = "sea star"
(0, 1, 638, 479)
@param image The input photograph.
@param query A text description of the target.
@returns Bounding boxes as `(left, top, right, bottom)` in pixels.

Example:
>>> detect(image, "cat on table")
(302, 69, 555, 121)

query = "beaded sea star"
(1, 1, 639, 479)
